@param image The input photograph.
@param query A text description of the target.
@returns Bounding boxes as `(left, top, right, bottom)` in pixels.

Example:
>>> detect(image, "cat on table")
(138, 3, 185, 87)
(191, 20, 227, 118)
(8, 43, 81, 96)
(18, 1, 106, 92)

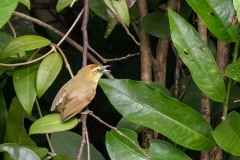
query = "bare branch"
(54, 44, 74, 78)
(0, 45, 55, 67)
(88, 46, 139, 63)
(57, 9, 84, 47)
(12, 11, 115, 79)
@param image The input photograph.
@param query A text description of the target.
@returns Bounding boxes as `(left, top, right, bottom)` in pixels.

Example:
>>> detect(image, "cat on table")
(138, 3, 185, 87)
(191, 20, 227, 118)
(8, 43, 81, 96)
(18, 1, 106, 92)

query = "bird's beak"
(101, 65, 110, 73)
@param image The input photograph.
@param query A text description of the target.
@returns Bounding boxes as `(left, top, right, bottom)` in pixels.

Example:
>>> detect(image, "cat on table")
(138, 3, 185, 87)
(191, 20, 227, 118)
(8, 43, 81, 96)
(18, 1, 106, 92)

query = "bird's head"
(78, 64, 110, 82)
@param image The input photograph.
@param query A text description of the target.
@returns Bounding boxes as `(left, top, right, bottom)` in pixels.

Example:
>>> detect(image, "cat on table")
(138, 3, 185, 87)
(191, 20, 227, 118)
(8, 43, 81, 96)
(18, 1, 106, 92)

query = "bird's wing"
(61, 89, 96, 120)
(50, 80, 71, 111)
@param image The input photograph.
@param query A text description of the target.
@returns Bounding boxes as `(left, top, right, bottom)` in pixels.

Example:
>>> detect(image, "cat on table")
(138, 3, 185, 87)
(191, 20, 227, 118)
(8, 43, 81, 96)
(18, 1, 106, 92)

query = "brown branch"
(12, 11, 114, 79)
(108, 0, 140, 45)
(77, 114, 88, 160)
(88, 46, 139, 63)
(197, 16, 213, 160)
(153, 38, 169, 85)
(136, 0, 153, 148)
(0, 45, 54, 67)
(78, 1, 90, 159)
(54, 44, 74, 78)
(81, 0, 89, 67)
(88, 111, 150, 160)
(57, 9, 84, 47)
(136, 0, 152, 83)
(7, 22, 16, 38)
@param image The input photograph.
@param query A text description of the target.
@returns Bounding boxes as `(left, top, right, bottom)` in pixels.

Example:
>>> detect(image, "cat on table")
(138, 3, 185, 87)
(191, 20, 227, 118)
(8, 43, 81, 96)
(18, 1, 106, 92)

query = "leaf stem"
(222, 37, 239, 119)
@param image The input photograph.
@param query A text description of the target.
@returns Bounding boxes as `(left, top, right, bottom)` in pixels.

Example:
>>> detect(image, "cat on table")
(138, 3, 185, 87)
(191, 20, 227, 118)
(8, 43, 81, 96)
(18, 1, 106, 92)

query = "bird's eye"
(95, 69, 101, 73)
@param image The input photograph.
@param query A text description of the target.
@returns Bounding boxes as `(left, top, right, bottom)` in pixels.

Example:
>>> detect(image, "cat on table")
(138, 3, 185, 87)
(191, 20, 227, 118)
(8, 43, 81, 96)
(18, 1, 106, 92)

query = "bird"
(50, 64, 110, 121)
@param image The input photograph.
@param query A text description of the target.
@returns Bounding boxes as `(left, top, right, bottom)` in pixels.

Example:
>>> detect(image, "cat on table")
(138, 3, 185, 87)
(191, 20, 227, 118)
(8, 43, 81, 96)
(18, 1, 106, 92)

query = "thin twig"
(35, 99, 56, 156)
(0, 45, 55, 67)
(28, 48, 42, 61)
(77, 114, 88, 160)
(88, 46, 140, 63)
(108, 0, 140, 45)
(54, 44, 74, 78)
(86, 126, 90, 160)
(89, 111, 150, 160)
(7, 22, 16, 38)
(57, 9, 84, 47)
(70, 0, 78, 7)
(12, 11, 115, 79)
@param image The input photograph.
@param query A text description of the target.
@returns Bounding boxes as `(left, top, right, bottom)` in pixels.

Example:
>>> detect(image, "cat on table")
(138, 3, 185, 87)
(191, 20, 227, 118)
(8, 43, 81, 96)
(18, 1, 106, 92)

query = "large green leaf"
(0, 89, 7, 143)
(13, 63, 39, 114)
(186, 0, 238, 42)
(29, 113, 79, 134)
(0, 0, 18, 28)
(99, 79, 215, 150)
(4, 97, 36, 146)
(212, 111, 240, 156)
(36, 52, 63, 98)
(106, 128, 147, 160)
(140, 12, 170, 37)
(51, 131, 105, 160)
(0, 143, 40, 160)
(146, 140, 191, 160)
(168, 9, 226, 102)
(0, 35, 51, 60)
(224, 59, 240, 82)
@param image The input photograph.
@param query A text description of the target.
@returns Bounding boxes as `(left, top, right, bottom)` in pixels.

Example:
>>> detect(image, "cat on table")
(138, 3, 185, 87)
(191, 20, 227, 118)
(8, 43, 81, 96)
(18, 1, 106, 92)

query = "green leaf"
(140, 12, 170, 37)
(212, 111, 240, 156)
(29, 113, 79, 134)
(51, 131, 105, 160)
(224, 59, 240, 82)
(106, 128, 147, 160)
(186, 0, 238, 42)
(0, 143, 40, 160)
(13, 63, 39, 114)
(89, 0, 108, 21)
(4, 97, 36, 146)
(104, 0, 130, 26)
(19, 0, 31, 10)
(146, 140, 191, 160)
(36, 52, 63, 98)
(0, 89, 7, 143)
(0, 35, 51, 60)
(56, 0, 72, 12)
(99, 79, 215, 150)
(168, 8, 226, 102)
(0, 0, 18, 28)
